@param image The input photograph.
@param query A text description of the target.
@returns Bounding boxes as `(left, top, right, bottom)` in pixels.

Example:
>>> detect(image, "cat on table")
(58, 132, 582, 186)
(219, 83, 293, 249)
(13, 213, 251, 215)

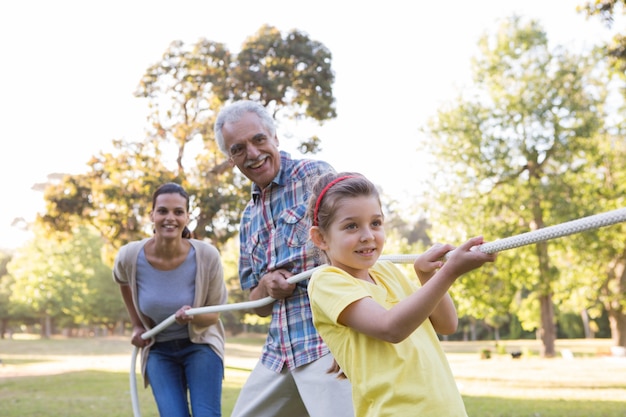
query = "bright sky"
(0, 0, 616, 250)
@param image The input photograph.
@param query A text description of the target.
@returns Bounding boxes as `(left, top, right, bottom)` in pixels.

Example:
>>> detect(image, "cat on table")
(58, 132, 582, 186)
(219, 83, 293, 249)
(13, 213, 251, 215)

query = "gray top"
(113, 238, 228, 387)
(137, 246, 196, 342)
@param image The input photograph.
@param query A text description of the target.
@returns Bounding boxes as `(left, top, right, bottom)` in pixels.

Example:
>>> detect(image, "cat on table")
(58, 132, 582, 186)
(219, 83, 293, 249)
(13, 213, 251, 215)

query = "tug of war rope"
(128, 207, 626, 417)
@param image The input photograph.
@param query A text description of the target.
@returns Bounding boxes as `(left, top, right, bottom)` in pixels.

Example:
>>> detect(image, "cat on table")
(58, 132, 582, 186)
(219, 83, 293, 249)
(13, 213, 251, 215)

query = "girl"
(307, 172, 497, 417)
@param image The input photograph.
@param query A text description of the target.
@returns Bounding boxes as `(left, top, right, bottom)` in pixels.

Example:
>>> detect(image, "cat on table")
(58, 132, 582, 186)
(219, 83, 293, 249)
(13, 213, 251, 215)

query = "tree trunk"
(0, 318, 7, 339)
(470, 317, 478, 341)
(605, 251, 626, 348)
(535, 238, 556, 357)
(41, 314, 52, 339)
(539, 293, 556, 357)
(581, 309, 594, 339)
(608, 310, 626, 347)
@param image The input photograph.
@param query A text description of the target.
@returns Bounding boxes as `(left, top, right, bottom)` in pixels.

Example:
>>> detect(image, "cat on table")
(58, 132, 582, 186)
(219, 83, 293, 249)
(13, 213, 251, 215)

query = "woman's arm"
(178, 306, 220, 327)
(120, 284, 150, 347)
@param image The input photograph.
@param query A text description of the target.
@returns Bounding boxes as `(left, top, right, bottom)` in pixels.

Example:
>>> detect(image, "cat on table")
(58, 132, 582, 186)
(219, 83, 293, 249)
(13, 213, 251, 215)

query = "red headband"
(313, 175, 357, 226)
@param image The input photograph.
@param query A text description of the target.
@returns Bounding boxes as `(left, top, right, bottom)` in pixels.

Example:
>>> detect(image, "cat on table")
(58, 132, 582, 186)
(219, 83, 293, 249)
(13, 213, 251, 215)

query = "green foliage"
(422, 15, 625, 353)
(558, 312, 585, 338)
(579, 0, 626, 76)
(6, 227, 124, 336)
(0, 251, 14, 336)
(217, 237, 250, 335)
(230, 25, 336, 122)
(37, 25, 336, 266)
(31, 25, 337, 335)
(14, 19, 626, 345)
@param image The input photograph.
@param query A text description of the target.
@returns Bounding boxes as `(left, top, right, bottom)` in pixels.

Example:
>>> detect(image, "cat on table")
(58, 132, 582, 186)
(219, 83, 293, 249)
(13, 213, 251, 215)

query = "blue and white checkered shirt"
(239, 151, 335, 372)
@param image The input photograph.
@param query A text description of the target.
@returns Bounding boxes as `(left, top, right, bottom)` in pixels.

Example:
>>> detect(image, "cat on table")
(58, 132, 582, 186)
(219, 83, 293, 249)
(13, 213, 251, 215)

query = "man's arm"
(248, 269, 296, 316)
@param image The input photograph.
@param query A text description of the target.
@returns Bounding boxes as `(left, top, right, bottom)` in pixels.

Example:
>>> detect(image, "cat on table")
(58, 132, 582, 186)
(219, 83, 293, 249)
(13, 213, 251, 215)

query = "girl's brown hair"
(307, 172, 381, 233)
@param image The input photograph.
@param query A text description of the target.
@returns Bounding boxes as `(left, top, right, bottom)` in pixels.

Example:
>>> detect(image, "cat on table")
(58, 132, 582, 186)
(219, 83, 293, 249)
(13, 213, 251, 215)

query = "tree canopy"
(579, 0, 626, 75)
(19, 25, 338, 335)
(6, 17, 625, 347)
(422, 15, 626, 355)
(38, 25, 337, 262)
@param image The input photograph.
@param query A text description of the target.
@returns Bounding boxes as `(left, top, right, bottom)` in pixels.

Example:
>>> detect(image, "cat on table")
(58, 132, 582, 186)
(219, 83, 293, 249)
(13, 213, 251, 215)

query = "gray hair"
(214, 100, 277, 155)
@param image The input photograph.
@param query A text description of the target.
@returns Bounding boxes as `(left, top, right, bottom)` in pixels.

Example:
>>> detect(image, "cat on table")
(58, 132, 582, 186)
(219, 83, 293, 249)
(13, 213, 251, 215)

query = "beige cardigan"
(113, 237, 227, 387)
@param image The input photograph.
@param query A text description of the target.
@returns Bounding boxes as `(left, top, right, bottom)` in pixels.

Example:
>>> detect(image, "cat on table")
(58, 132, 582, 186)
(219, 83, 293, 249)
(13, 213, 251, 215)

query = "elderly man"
(214, 100, 353, 417)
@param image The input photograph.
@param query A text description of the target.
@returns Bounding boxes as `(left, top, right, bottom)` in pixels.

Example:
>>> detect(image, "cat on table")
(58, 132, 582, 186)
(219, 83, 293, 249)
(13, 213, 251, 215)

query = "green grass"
(0, 370, 245, 417)
(1, 371, 158, 417)
(1, 335, 625, 416)
(464, 396, 626, 417)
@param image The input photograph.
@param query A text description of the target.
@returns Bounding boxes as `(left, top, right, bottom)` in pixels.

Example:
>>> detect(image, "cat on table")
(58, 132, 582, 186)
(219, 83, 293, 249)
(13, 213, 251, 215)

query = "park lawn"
(0, 370, 249, 417)
(2, 369, 625, 417)
(0, 370, 159, 417)
(1, 336, 625, 417)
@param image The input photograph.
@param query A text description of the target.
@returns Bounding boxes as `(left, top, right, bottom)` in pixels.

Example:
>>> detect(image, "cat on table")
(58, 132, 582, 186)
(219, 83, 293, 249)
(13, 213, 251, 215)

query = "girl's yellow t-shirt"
(309, 261, 468, 417)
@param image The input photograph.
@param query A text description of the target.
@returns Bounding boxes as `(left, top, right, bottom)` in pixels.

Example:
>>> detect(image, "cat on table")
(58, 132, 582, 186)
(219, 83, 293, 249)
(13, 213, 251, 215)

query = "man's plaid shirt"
(238, 151, 335, 372)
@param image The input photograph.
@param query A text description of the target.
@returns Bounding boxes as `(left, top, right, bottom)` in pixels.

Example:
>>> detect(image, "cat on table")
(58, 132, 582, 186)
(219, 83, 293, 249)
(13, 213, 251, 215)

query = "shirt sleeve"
(112, 245, 129, 285)
(238, 203, 258, 291)
(309, 267, 371, 325)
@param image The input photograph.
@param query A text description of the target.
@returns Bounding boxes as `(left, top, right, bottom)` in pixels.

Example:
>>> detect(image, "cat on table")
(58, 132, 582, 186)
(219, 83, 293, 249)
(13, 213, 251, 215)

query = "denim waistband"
(153, 337, 193, 349)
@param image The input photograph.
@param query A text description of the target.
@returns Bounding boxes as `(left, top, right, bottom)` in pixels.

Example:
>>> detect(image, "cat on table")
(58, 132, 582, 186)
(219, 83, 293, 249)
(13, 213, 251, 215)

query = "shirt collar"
(251, 151, 290, 202)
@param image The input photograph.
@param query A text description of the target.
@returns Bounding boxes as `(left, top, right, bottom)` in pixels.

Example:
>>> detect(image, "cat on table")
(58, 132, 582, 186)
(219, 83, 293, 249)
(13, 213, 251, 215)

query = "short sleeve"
(308, 266, 371, 325)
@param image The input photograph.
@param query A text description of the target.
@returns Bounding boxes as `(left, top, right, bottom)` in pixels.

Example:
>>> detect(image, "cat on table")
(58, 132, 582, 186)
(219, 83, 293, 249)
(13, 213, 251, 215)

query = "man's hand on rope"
(261, 269, 297, 299)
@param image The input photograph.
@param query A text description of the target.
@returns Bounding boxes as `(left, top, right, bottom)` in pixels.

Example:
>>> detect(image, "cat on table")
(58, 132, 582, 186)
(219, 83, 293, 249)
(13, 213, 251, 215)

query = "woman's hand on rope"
(175, 305, 194, 325)
(131, 325, 150, 348)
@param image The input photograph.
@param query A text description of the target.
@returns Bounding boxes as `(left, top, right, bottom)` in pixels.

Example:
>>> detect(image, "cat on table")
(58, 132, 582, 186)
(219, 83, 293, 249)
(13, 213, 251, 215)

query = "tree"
(7, 227, 119, 337)
(65, 227, 126, 335)
(39, 25, 336, 262)
(422, 16, 613, 357)
(40, 140, 201, 263)
(0, 251, 13, 338)
(568, 134, 626, 347)
(579, 0, 626, 75)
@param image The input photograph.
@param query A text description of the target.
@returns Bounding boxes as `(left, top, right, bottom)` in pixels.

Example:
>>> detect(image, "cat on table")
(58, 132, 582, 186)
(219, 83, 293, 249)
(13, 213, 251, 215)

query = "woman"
(113, 182, 227, 417)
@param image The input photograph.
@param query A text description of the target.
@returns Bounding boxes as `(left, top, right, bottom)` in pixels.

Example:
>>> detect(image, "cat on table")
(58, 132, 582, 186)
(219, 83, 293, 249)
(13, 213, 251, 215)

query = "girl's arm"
(337, 236, 496, 343)
(414, 244, 459, 335)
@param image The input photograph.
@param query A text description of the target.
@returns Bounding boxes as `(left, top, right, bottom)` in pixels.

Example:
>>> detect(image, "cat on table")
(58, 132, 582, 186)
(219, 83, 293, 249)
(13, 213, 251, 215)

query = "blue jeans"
(146, 338, 223, 417)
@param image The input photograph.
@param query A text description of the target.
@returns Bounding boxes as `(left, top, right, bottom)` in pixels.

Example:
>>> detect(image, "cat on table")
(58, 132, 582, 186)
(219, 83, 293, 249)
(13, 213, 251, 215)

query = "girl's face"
(150, 193, 189, 239)
(318, 195, 385, 280)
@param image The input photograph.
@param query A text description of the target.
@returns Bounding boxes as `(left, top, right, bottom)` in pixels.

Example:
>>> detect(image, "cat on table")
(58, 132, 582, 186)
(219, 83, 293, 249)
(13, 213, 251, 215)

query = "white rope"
(129, 206, 626, 416)
(130, 346, 141, 417)
(477, 207, 626, 253)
